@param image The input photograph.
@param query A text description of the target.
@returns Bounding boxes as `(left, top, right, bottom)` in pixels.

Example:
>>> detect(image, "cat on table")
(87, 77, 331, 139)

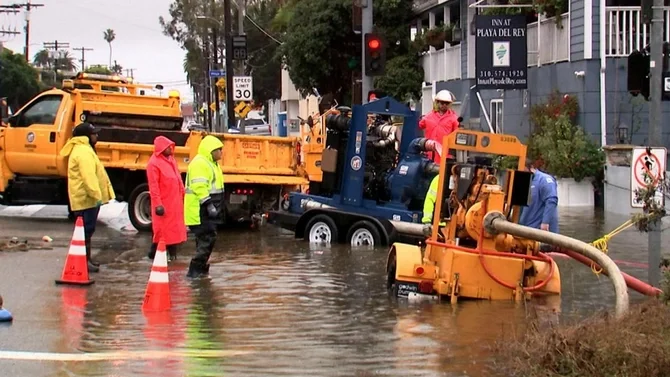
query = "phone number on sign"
(477, 77, 527, 86)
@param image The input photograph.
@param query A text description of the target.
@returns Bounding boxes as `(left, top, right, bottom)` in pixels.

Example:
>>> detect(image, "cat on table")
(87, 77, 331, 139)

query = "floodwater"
(1, 207, 668, 377)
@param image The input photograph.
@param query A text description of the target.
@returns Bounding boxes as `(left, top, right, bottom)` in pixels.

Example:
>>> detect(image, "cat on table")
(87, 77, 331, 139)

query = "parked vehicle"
(0, 72, 307, 232)
(227, 118, 272, 136)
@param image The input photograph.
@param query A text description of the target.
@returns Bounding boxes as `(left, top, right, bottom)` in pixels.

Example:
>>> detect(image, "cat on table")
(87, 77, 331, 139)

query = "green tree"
(0, 48, 41, 112)
(159, 0, 282, 105)
(276, 0, 421, 104)
(32, 49, 78, 71)
(84, 64, 113, 75)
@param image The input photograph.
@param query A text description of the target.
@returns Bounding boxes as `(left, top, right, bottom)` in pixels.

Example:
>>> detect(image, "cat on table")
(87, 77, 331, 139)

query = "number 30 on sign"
(233, 76, 253, 101)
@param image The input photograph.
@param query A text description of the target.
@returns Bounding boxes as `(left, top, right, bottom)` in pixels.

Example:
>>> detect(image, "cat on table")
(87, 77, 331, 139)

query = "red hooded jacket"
(146, 136, 187, 245)
(419, 109, 459, 162)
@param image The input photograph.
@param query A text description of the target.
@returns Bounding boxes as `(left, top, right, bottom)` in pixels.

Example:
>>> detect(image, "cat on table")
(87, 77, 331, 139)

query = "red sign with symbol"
(634, 152, 662, 186)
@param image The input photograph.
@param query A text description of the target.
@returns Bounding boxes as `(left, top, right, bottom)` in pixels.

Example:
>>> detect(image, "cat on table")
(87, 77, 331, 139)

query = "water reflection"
(1, 207, 665, 377)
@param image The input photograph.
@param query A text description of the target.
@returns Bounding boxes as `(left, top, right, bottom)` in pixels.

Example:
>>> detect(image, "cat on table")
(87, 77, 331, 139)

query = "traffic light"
(364, 33, 386, 76)
(628, 49, 650, 100)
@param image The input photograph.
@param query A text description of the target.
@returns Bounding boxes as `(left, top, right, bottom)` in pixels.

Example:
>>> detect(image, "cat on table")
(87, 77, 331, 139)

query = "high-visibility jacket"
(184, 136, 225, 226)
(422, 175, 446, 226)
(59, 136, 115, 211)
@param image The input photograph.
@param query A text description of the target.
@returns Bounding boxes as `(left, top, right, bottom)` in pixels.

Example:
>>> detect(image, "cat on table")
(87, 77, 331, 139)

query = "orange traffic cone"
(142, 240, 171, 312)
(55, 216, 95, 286)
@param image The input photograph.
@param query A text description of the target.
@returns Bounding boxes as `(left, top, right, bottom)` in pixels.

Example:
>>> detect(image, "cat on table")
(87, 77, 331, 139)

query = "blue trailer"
(267, 96, 442, 247)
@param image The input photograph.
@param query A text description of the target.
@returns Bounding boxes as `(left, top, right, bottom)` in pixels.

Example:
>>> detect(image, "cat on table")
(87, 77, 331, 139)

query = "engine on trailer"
(320, 112, 439, 209)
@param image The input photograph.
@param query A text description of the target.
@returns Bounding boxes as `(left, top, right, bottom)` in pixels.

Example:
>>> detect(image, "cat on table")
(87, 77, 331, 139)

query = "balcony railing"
(605, 6, 670, 57)
(527, 13, 570, 66)
(421, 44, 461, 82)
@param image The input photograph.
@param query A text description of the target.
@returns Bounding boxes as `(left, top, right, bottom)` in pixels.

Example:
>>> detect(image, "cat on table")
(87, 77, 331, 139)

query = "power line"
(72, 46, 93, 70)
(2, 1, 45, 61)
(43, 40, 69, 76)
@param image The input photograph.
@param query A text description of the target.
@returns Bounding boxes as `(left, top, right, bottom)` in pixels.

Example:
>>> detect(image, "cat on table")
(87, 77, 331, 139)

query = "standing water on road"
(0, 207, 668, 377)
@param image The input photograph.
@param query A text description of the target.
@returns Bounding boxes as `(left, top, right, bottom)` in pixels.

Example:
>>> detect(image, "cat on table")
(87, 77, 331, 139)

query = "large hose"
(371, 124, 397, 147)
(301, 199, 630, 317)
(484, 211, 630, 318)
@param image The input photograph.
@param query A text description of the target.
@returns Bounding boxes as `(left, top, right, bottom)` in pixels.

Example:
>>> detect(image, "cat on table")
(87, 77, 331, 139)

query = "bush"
(527, 92, 605, 182)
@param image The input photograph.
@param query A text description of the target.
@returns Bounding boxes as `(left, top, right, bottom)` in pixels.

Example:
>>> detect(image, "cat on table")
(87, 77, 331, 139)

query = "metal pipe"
(301, 199, 425, 236)
(484, 211, 629, 318)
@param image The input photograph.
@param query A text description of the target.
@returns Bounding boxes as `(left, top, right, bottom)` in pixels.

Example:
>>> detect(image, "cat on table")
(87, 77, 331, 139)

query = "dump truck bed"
(94, 128, 308, 185)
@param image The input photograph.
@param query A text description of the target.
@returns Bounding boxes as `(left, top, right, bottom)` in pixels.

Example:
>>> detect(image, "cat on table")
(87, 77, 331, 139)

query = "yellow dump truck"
(0, 73, 307, 231)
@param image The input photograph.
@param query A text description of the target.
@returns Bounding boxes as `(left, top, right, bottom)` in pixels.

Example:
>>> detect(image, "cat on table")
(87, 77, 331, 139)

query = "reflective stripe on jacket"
(184, 136, 225, 226)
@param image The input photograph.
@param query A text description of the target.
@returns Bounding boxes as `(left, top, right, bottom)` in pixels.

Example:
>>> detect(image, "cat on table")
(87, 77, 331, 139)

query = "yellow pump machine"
(386, 130, 561, 302)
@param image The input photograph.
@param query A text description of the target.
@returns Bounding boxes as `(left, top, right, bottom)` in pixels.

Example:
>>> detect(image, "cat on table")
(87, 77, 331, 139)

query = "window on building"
(490, 99, 504, 134)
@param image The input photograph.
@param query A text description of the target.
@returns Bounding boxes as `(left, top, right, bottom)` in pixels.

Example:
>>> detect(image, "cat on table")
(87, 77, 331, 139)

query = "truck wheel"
(304, 215, 338, 244)
(128, 183, 152, 232)
(347, 220, 381, 248)
(387, 251, 398, 296)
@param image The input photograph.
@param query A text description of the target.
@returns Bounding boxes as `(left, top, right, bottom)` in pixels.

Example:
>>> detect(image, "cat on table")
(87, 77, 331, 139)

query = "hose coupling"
(483, 211, 506, 235)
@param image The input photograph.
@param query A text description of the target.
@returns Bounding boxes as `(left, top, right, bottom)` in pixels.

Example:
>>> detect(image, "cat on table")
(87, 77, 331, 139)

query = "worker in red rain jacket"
(146, 136, 187, 261)
(419, 89, 460, 162)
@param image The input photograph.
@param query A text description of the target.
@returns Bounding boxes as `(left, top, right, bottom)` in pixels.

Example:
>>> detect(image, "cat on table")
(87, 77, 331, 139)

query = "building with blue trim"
(415, 0, 667, 148)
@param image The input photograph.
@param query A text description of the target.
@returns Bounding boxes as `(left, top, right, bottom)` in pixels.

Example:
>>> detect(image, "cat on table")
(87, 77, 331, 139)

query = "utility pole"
(360, 0, 373, 104)
(43, 40, 68, 79)
(648, 0, 663, 287)
(0, 8, 21, 41)
(1, 1, 45, 62)
(72, 47, 93, 71)
(224, 0, 235, 130)
(211, 0, 220, 132)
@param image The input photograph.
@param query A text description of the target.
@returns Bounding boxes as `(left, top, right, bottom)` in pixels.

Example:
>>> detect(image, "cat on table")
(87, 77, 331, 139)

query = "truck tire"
(304, 214, 338, 244)
(128, 183, 152, 232)
(347, 220, 381, 248)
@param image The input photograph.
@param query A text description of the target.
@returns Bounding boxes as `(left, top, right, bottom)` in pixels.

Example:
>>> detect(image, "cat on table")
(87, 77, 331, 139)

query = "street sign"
(631, 147, 667, 208)
(233, 76, 253, 101)
(216, 78, 226, 88)
(209, 70, 226, 78)
(232, 35, 247, 60)
(210, 102, 217, 112)
(234, 101, 251, 118)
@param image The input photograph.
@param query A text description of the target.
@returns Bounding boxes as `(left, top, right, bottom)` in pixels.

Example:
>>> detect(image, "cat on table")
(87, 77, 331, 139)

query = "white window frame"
(490, 99, 504, 133)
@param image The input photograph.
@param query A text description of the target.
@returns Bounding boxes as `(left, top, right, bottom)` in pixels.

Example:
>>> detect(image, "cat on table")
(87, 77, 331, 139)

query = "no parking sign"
(631, 147, 667, 208)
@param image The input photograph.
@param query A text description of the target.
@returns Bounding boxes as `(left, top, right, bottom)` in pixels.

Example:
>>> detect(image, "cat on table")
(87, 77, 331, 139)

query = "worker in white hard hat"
(419, 89, 460, 163)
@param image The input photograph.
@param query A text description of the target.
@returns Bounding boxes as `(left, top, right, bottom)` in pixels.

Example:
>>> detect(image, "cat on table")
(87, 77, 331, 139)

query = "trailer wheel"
(128, 183, 152, 232)
(347, 220, 381, 248)
(387, 252, 398, 296)
(304, 214, 338, 244)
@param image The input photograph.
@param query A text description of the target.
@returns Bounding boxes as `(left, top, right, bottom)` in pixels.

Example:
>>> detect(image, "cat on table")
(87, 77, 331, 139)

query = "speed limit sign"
(233, 76, 253, 101)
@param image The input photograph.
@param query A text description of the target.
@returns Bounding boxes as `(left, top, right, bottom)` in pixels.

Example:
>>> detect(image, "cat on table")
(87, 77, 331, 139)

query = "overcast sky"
(0, 0, 194, 102)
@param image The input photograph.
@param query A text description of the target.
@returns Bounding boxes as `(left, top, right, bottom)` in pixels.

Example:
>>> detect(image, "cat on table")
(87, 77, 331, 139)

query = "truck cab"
(0, 72, 182, 207)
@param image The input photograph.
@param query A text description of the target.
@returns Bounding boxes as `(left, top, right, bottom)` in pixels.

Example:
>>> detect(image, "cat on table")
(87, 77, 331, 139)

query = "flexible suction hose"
(484, 211, 630, 319)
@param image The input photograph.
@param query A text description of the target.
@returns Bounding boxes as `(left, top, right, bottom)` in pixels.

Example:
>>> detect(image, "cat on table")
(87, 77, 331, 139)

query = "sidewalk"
(0, 201, 138, 234)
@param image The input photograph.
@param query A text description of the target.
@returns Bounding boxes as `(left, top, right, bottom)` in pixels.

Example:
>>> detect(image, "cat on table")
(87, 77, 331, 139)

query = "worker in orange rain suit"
(146, 136, 187, 262)
(59, 122, 116, 273)
(418, 89, 460, 162)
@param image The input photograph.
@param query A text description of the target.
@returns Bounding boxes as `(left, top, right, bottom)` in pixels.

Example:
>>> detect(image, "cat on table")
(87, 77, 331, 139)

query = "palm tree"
(32, 49, 78, 71)
(103, 28, 116, 67)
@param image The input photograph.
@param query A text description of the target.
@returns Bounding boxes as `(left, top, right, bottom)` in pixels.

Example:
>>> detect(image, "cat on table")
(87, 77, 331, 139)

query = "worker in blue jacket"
(519, 159, 559, 233)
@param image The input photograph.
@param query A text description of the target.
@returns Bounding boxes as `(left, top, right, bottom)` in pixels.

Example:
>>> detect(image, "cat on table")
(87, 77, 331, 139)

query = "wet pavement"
(0, 207, 668, 377)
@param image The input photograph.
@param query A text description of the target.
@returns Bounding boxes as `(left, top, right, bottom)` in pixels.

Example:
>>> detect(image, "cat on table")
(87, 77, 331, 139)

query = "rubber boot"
(186, 260, 206, 278)
(86, 239, 100, 267)
(85, 240, 99, 273)
(147, 243, 156, 260)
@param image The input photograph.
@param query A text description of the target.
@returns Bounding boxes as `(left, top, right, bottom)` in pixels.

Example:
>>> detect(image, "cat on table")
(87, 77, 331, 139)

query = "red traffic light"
(368, 38, 380, 50)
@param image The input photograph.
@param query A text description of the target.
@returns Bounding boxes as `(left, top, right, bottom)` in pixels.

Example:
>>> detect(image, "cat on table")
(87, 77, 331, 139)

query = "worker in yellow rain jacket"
(184, 135, 225, 278)
(60, 122, 115, 273)
(421, 175, 446, 238)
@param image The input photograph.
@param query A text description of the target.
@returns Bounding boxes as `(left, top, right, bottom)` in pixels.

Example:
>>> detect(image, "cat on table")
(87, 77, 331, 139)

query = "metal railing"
(605, 6, 670, 56)
(527, 13, 570, 66)
(421, 44, 461, 82)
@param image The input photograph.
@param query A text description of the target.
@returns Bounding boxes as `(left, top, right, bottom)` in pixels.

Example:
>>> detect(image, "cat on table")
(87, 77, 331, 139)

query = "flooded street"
(0, 207, 667, 377)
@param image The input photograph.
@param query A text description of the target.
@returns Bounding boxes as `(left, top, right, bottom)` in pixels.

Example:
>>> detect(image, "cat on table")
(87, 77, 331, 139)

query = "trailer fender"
(295, 208, 392, 245)
(387, 243, 423, 280)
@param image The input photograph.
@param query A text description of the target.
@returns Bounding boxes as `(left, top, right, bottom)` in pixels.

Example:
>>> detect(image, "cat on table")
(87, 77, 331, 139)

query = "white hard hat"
(434, 90, 456, 103)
